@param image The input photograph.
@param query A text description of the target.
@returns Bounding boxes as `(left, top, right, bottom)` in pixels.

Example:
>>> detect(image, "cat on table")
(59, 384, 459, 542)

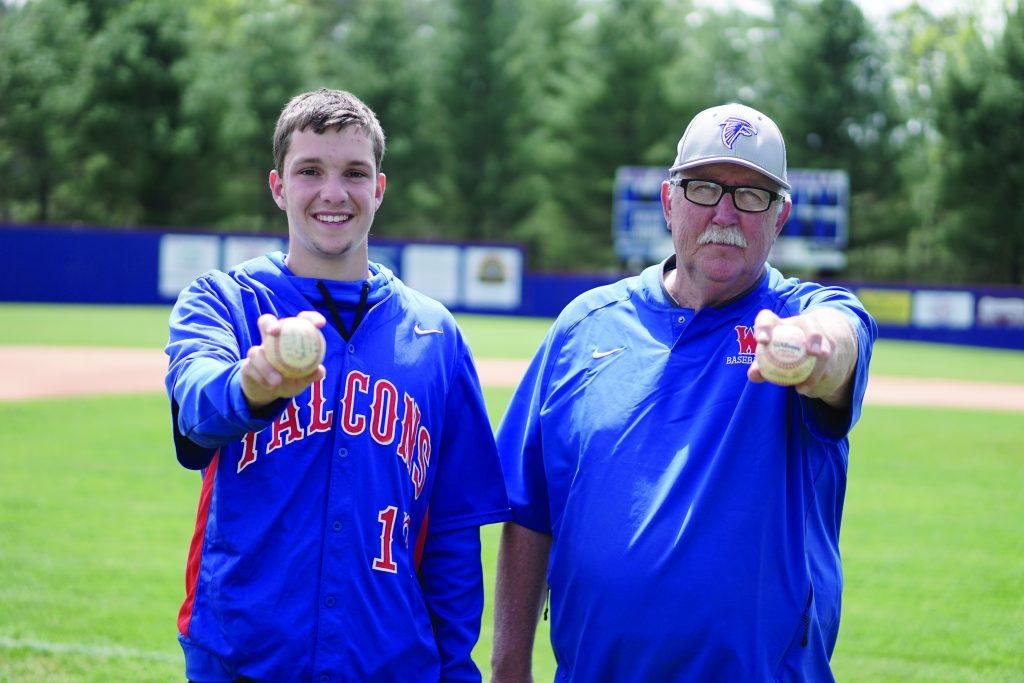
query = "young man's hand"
(240, 312, 327, 410)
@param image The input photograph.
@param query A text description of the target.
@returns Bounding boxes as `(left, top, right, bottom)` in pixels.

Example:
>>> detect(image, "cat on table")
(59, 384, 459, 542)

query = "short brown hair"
(272, 88, 386, 173)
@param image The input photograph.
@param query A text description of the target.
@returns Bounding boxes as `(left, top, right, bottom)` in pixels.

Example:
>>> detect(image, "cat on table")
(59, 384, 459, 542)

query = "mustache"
(697, 225, 748, 248)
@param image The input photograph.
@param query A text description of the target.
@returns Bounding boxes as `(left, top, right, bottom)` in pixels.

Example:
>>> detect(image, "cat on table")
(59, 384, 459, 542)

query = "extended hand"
(747, 308, 858, 408)
(240, 311, 327, 410)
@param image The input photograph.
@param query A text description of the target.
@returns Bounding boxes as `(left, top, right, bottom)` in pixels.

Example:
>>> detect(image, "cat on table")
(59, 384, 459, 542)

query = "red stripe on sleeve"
(177, 451, 219, 636)
(413, 508, 430, 572)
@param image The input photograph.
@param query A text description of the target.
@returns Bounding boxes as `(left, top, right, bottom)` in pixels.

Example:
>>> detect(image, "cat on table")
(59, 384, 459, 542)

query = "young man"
(165, 88, 509, 682)
(492, 103, 877, 682)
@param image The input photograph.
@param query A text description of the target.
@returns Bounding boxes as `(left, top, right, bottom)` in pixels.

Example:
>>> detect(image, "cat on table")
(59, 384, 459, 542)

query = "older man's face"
(661, 162, 790, 300)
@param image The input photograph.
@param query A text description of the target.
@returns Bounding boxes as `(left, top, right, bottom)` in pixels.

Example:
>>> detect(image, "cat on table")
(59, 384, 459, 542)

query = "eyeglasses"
(668, 178, 781, 214)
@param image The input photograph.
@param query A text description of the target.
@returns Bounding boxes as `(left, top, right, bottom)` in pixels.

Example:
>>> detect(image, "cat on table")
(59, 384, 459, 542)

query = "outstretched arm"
(748, 307, 859, 409)
(166, 278, 328, 465)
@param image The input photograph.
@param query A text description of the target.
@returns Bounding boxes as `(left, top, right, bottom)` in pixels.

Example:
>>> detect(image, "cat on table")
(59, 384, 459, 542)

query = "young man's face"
(269, 126, 385, 280)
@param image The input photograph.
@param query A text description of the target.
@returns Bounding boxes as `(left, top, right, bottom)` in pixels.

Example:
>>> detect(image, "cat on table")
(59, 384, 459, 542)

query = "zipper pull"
(801, 584, 814, 647)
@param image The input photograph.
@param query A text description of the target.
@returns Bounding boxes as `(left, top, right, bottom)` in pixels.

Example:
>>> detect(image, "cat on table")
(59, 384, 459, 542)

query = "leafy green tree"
(669, 4, 767, 109)
(75, 0, 130, 31)
(318, 0, 450, 237)
(68, 0, 193, 226)
(558, 0, 688, 268)
(764, 0, 905, 278)
(491, 0, 592, 267)
(869, 3, 967, 281)
(0, 0, 89, 222)
(175, 0, 319, 231)
(184, 0, 317, 231)
(4, 0, 1020, 287)
(767, 0, 897, 178)
(436, 0, 525, 241)
(935, 2, 1024, 284)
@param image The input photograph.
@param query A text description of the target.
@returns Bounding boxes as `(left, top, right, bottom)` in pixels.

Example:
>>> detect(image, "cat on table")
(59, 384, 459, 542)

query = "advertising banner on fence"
(158, 234, 220, 299)
(462, 246, 522, 310)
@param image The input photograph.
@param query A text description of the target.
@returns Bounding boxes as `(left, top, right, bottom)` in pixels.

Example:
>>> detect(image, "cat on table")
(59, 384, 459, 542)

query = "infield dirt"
(2, 346, 1023, 412)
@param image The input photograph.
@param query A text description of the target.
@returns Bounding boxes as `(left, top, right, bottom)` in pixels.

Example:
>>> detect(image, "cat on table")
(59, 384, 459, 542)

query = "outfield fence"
(2, 223, 1022, 350)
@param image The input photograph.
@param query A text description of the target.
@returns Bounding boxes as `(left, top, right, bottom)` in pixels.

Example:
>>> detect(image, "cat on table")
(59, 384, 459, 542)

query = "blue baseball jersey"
(497, 260, 876, 682)
(166, 253, 510, 682)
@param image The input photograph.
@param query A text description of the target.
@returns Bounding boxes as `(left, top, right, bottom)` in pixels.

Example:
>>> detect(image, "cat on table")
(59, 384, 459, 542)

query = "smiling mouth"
(314, 213, 352, 225)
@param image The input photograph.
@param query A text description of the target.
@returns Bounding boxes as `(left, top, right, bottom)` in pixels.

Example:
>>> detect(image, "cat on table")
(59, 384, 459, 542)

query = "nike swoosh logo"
(414, 324, 444, 336)
(592, 347, 626, 359)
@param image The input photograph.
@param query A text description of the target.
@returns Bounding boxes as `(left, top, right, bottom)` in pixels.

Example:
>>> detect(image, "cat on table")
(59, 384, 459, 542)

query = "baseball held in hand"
(264, 317, 326, 379)
(756, 324, 815, 386)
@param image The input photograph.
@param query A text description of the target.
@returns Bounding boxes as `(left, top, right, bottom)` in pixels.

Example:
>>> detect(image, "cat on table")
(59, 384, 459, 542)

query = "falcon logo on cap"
(720, 117, 757, 150)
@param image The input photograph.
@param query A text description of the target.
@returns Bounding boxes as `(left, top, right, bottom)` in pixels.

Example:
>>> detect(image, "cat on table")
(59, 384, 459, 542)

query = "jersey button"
(338, 447, 348, 458)
(677, 315, 686, 323)
(348, 344, 356, 353)
(325, 595, 336, 608)
(332, 521, 342, 532)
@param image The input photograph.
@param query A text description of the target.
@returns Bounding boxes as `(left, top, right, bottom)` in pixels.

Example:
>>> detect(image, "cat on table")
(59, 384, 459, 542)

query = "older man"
(491, 103, 876, 682)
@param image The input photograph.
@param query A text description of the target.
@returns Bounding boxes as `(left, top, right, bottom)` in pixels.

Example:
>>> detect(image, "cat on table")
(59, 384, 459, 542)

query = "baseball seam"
(765, 348, 811, 370)
(271, 332, 324, 376)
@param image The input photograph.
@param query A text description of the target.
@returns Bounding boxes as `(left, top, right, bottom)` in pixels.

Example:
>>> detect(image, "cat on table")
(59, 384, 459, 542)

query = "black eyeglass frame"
(667, 178, 783, 214)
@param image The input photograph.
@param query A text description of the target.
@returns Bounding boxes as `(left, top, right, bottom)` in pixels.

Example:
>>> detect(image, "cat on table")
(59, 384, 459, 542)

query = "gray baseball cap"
(669, 103, 790, 190)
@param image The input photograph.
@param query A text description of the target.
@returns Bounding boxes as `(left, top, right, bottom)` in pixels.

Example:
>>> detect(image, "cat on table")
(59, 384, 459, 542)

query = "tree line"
(1, 0, 1022, 284)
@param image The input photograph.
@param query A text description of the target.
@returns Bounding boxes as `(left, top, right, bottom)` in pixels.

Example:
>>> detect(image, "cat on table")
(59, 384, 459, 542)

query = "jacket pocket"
(773, 583, 815, 682)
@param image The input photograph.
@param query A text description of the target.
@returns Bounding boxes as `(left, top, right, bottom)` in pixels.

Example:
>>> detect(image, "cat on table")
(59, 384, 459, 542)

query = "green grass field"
(3, 302, 1024, 382)
(1, 303, 1022, 681)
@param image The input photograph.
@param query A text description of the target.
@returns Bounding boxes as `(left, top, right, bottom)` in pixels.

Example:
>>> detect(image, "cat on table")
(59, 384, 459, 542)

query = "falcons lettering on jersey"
(235, 371, 433, 498)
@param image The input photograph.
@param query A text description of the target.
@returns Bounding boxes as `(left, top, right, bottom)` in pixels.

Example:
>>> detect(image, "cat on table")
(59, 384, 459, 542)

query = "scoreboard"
(612, 167, 673, 264)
